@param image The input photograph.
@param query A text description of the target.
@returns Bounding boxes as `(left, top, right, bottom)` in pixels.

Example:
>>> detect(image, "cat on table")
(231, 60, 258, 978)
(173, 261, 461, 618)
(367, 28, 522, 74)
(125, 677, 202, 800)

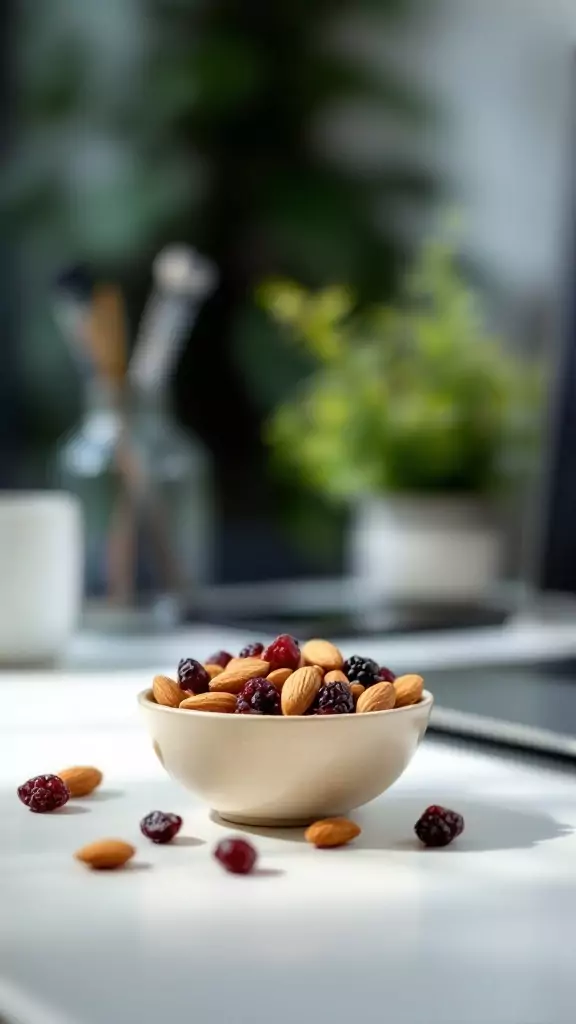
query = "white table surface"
(2, 670, 576, 1024)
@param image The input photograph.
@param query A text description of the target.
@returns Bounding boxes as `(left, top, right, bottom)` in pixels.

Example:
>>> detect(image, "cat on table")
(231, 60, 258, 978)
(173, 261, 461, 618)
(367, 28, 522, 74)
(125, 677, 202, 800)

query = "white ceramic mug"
(0, 492, 82, 664)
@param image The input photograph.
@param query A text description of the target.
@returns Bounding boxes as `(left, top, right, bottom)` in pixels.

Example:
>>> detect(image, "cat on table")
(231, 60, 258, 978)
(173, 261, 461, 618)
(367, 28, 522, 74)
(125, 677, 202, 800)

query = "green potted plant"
(259, 236, 540, 604)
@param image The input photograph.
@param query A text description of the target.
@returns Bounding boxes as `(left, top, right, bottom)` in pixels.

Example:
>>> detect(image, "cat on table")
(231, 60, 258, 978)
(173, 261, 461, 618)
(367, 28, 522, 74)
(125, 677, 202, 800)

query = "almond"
(203, 663, 224, 680)
(394, 673, 424, 707)
(281, 665, 322, 716)
(350, 683, 365, 703)
(268, 667, 292, 690)
(74, 839, 135, 870)
(223, 659, 264, 675)
(179, 692, 237, 713)
(209, 658, 270, 694)
(356, 680, 395, 713)
(58, 766, 103, 798)
(302, 639, 343, 672)
(324, 670, 348, 685)
(305, 817, 361, 848)
(152, 674, 182, 708)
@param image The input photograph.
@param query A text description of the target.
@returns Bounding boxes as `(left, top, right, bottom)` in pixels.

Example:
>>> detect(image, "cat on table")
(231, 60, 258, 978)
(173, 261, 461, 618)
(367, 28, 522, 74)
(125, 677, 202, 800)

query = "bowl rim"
(137, 687, 433, 720)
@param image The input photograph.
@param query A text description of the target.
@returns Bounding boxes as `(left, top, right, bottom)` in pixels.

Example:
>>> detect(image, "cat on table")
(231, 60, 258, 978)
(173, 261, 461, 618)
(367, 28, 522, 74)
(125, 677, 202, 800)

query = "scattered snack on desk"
(305, 817, 362, 849)
(17, 774, 70, 813)
(214, 837, 258, 875)
(58, 766, 103, 798)
(75, 839, 135, 870)
(140, 810, 183, 844)
(414, 806, 464, 848)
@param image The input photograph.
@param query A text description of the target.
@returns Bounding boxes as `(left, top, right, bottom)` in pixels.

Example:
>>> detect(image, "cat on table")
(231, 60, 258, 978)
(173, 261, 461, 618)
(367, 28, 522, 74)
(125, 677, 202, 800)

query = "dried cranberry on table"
(311, 681, 354, 715)
(177, 658, 210, 693)
(214, 837, 258, 875)
(140, 810, 183, 844)
(263, 634, 300, 672)
(236, 678, 281, 715)
(17, 774, 70, 813)
(238, 642, 265, 658)
(343, 655, 380, 688)
(206, 650, 233, 669)
(414, 805, 464, 848)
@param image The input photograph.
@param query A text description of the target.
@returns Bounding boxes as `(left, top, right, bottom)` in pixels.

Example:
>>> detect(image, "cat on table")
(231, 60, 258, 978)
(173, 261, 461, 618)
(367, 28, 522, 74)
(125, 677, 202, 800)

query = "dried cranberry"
(343, 655, 380, 687)
(140, 810, 183, 844)
(312, 681, 354, 715)
(263, 634, 300, 672)
(206, 650, 232, 669)
(414, 805, 464, 848)
(236, 678, 281, 715)
(238, 642, 264, 658)
(17, 774, 70, 813)
(378, 666, 396, 683)
(214, 837, 257, 875)
(177, 658, 210, 693)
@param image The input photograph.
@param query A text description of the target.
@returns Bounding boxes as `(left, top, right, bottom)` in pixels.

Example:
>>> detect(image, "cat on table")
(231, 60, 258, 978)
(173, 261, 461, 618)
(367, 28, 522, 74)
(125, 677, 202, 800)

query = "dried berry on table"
(414, 805, 464, 847)
(17, 774, 70, 813)
(140, 810, 183, 844)
(177, 658, 210, 694)
(236, 678, 281, 715)
(343, 655, 380, 688)
(263, 634, 301, 672)
(214, 837, 258, 874)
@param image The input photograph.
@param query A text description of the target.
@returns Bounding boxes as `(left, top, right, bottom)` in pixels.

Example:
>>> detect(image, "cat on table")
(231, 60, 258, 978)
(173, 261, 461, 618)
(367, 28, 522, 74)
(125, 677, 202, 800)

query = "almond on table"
(58, 766, 103, 798)
(305, 818, 361, 848)
(74, 839, 135, 870)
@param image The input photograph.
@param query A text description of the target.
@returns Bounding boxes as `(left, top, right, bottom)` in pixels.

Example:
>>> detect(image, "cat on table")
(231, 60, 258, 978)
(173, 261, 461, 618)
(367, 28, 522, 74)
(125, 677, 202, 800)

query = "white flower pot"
(349, 495, 502, 604)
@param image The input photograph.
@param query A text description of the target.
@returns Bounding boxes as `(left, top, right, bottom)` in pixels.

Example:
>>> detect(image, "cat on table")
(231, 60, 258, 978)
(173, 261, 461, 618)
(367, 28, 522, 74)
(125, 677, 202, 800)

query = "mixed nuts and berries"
(150, 634, 424, 716)
(15, 635, 464, 871)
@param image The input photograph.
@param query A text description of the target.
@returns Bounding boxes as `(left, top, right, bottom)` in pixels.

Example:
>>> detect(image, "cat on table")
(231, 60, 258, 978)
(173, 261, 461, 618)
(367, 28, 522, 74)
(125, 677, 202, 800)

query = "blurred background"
(0, 0, 573, 634)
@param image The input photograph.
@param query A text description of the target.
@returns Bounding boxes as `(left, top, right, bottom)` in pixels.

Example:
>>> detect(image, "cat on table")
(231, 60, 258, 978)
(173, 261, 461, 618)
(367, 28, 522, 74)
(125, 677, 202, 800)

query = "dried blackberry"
(236, 677, 281, 715)
(343, 655, 380, 688)
(312, 681, 354, 715)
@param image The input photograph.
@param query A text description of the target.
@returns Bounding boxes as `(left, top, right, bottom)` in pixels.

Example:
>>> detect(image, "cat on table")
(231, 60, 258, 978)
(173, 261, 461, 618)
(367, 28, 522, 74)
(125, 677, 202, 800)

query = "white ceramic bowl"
(138, 689, 433, 826)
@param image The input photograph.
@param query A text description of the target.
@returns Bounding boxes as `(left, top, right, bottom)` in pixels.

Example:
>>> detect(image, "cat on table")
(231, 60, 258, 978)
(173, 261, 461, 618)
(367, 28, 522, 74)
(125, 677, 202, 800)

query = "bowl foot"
(214, 809, 348, 828)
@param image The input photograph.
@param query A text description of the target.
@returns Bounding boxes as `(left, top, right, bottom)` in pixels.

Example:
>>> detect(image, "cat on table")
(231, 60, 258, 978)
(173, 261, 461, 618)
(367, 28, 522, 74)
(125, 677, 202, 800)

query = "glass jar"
(56, 377, 212, 631)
